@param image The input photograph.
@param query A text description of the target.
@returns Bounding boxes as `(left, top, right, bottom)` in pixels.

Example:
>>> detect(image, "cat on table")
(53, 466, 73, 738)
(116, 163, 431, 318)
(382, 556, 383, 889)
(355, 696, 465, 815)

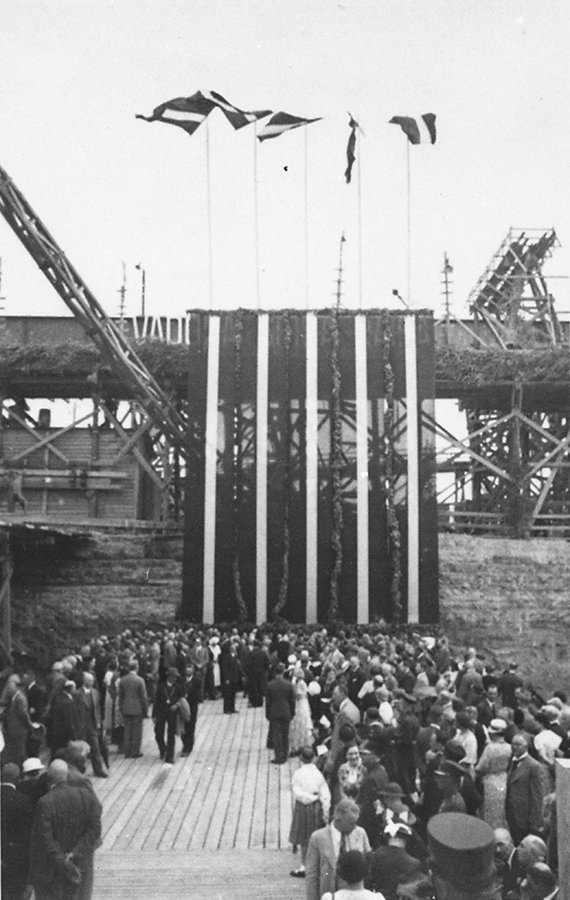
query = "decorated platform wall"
(182, 309, 438, 625)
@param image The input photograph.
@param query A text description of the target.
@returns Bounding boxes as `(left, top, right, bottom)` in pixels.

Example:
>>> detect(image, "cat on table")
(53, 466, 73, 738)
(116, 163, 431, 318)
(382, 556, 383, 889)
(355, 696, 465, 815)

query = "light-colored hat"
(488, 718, 507, 734)
(22, 757, 44, 774)
(307, 681, 321, 696)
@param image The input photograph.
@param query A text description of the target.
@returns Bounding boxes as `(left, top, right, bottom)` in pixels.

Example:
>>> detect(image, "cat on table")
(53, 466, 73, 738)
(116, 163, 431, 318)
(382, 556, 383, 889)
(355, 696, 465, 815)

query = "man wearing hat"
(18, 757, 46, 806)
(153, 668, 184, 763)
(427, 812, 501, 899)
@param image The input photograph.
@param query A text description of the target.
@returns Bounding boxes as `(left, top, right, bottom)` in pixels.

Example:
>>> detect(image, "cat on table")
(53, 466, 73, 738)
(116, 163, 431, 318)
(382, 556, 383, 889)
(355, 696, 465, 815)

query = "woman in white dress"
(289, 674, 314, 755)
(289, 746, 331, 878)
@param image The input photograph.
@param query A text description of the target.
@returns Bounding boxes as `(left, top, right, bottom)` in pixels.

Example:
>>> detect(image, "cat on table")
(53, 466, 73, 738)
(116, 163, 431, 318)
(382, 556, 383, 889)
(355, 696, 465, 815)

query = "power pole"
(335, 232, 346, 312)
(442, 252, 453, 345)
(118, 261, 127, 325)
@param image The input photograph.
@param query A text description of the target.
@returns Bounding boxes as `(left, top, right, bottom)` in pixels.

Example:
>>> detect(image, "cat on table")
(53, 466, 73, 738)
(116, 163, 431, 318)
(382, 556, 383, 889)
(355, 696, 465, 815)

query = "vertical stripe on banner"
(355, 314, 369, 624)
(256, 313, 269, 624)
(203, 315, 220, 623)
(404, 315, 420, 623)
(305, 311, 318, 623)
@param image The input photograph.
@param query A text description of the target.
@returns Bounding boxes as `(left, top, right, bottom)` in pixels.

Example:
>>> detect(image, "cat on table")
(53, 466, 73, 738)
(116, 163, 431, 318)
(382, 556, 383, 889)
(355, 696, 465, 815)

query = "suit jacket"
(4, 689, 33, 739)
(265, 676, 295, 721)
(118, 671, 148, 717)
(29, 783, 102, 888)
(305, 824, 371, 900)
(505, 754, 544, 836)
(1, 784, 33, 887)
(48, 691, 76, 751)
(72, 688, 101, 738)
(367, 844, 424, 900)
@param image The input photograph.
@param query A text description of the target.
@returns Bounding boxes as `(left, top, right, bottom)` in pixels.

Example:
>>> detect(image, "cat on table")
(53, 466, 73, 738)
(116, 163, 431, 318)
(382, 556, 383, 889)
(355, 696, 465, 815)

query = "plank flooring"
(92, 695, 305, 899)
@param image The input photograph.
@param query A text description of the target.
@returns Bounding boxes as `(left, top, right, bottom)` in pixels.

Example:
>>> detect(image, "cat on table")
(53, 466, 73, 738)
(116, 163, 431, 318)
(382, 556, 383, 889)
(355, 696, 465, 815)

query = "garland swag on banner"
(382, 311, 403, 623)
(272, 315, 292, 620)
(328, 310, 343, 622)
(232, 312, 248, 621)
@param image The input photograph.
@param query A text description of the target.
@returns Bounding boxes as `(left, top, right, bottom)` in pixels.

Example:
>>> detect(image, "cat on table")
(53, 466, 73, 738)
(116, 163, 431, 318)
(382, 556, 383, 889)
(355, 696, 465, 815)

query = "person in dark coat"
(72, 673, 107, 778)
(220, 641, 243, 714)
(181, 663, 201, 756)
(47, 681, 76, 757)
(1, 762, 33, 900)
(117, 660, 148, 758)
(2, 676, 35, 767)
(506, 733, 545, 846)
(366, 823, 424, 900)
(265, 663, 295, 764)
(153, 667, 184, 763)
(29, 760, 102, 900)
(246, 640, 269, 708)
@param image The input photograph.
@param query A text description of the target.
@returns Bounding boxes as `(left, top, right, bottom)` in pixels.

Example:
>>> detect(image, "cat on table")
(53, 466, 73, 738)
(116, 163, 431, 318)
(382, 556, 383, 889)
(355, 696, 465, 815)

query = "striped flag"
(257, 112, 322, 142)
(389, 113, 437, 145)
(204, 90, 272, 130)
(136, 92, 216, 136)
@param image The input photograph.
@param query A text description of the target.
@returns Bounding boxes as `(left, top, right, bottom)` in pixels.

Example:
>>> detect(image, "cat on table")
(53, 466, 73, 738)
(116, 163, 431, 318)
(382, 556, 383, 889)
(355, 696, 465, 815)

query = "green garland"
(328, 311, 343, 622)
(272, 315, 292, 619)
(232, 312, 248, 622)
(382, 311, 403, 624)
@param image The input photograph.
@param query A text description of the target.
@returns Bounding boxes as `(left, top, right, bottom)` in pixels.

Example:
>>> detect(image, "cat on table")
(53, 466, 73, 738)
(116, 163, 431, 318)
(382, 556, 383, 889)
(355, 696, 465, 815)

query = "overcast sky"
(2, 0, 569, 322)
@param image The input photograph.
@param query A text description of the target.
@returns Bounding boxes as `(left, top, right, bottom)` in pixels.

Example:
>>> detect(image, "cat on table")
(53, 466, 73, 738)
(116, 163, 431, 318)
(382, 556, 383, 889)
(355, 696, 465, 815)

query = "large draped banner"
(182, 309, 438, 625)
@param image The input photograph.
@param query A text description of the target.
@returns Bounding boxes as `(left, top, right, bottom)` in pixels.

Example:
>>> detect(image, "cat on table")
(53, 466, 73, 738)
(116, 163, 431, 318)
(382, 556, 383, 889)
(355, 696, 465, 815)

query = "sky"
(1, 0, 570, 323)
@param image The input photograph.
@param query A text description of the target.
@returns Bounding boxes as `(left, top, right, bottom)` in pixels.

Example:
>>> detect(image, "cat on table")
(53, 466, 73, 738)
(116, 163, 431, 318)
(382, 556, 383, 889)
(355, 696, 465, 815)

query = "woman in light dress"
(337, 744, 365, 800)
(289, 674, 314, 755)
(475, 717, 511, 829)
(289, 746, 331, 878)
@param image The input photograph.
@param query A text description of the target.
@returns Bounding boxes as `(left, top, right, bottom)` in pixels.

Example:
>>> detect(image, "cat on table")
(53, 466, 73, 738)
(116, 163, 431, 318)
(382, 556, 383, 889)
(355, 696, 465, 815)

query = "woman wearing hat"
(475, 718, 511, 828)
(289, 746, 331, 878)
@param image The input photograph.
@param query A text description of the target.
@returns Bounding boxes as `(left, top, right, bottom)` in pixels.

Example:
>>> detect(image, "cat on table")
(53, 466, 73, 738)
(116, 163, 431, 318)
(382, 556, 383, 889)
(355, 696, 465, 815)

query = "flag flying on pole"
(204, 90, 272, 130)
(136, 92, 217, 136)
(389, 113, 437, 145)
(345, 116, 359, 183)
(257, 112, 322, 142)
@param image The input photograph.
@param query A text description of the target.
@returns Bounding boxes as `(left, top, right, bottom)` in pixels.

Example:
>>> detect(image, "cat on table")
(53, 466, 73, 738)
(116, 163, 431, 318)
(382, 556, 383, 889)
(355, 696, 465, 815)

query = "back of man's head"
(524, 862, 557, 898)
(1, 762, 20, 785)
(47, 759, 69, 787)
(518, 834, 547, 870)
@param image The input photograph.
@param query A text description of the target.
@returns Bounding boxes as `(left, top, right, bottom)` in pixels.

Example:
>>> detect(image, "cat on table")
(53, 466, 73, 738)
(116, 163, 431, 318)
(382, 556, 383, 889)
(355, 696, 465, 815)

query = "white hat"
(488, 718, 507, 734)
(288, 654, 297, 664)
(22, 757, 44, 774)
(307, 681, 322, 696)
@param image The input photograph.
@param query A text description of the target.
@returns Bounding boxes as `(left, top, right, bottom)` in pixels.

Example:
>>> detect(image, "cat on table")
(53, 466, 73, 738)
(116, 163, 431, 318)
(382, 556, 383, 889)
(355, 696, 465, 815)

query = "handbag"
(176, 697, 191, 722)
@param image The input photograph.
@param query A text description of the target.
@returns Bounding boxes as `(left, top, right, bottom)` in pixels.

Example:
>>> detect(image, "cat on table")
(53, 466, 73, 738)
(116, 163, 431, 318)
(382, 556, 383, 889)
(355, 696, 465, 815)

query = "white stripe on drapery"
(203, 315, 220, 623)
(355, 314, 369, 624)
(404, 315, 420, 623)
(256, 313, 269, 624)
(417, 115, 433, 144)
(305, 311, 318, 624)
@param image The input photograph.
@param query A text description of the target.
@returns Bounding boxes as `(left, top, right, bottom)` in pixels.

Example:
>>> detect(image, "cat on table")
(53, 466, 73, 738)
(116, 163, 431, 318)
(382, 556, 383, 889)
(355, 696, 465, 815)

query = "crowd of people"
(1, 621, 567, 899)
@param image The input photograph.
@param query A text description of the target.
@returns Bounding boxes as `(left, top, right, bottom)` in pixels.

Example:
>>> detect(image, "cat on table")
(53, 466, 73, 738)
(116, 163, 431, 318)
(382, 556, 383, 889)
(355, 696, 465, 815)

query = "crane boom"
(0, 165, 189, 456)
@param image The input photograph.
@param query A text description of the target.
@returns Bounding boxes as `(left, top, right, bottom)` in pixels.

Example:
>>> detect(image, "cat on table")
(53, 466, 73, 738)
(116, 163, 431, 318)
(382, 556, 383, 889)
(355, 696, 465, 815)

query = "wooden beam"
(421, 410, 515, 484)
(5, 409, 93, 463)
(98, 400, 167, 496)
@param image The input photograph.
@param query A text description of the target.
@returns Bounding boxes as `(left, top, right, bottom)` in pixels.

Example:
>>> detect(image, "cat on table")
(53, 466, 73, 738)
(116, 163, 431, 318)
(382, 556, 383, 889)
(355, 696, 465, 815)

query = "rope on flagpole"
(304, 127, 309, 309)
(206, 117, 214, 310)
(406, 139, 411, 304)
(253, 123, 261, 309)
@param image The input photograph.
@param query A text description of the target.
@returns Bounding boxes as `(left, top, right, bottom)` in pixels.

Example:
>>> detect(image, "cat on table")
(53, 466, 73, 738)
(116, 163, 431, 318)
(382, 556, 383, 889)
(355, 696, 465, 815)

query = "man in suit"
(246, 640, 269, 708)
(153, 667, 184, 763)
(72, 673, 107, 778)
(506, 733, 545, 846)
(2, 675, 35, 767)
(47, 680, 76, 757)
(265, 663, 295, 764)
(520, 862, 558, 899)
(29, 760, 102, 900)
(305, 798, 371, 900)
(118, 659, 148, 758)
(181, 662, 201, 756)
(1, 762, 33, 900)
(326, 683, 360, 774)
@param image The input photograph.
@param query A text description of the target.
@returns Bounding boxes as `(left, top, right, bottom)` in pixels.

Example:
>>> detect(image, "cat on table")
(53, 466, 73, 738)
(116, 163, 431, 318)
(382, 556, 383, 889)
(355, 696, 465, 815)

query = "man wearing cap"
(428, 812, 501, 899)
(153, 667, 183, 763)
(305, 798, 371, 900)
(505, 733, 544, 846)
(18, 757, 47, 807)
(1, 761, 33, 900)
(29, 760, 102, 900)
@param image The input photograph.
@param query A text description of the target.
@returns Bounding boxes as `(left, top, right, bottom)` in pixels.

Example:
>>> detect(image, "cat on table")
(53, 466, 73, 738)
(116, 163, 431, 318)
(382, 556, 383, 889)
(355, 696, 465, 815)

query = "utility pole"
(335, 232, 346, 312)
(442, 252, 453, 345)
(118, 261, 127, 325)
(135, 263, 146, 318)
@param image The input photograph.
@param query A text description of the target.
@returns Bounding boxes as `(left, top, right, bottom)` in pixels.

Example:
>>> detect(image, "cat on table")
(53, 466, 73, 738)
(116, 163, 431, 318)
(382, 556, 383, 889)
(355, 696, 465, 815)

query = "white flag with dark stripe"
(136, 92, 216, 136)
(257, 111, 322, 142)
(389, 113, 437, 145)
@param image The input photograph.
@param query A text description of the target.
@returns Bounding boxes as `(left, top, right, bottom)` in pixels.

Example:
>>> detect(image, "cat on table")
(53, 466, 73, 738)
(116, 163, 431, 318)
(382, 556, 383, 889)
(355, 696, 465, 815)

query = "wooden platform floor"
(92, 695, 305, 899)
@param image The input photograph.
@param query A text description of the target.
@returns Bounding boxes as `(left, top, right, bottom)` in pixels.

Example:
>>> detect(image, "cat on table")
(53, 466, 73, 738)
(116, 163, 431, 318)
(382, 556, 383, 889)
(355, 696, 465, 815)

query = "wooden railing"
(438, 505, 570, 537)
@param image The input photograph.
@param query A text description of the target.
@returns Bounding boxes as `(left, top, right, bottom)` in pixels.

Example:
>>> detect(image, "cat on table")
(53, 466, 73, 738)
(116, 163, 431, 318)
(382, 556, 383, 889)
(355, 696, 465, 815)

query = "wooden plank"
(203, 699, 249, 850)
(186, 706, 235, 849)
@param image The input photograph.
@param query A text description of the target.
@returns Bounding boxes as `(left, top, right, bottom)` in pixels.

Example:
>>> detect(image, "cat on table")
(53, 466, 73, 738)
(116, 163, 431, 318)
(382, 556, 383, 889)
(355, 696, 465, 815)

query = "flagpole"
(407, 138, 411, 304)
(206, 117, 213, 310)
(357, 134, 363, 309)
(304, 127, 309, 309)
(254, 123, 261, 309)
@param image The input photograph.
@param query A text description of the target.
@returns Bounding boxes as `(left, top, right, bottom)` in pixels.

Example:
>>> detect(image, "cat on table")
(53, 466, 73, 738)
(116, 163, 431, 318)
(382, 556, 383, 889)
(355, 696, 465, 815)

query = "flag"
(204, 90, 271, 130)
(257, 112, 322, 142)
(345, 117, 359, 184)
(389, 113, 437, 145)
(136, 92, 216, 136)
